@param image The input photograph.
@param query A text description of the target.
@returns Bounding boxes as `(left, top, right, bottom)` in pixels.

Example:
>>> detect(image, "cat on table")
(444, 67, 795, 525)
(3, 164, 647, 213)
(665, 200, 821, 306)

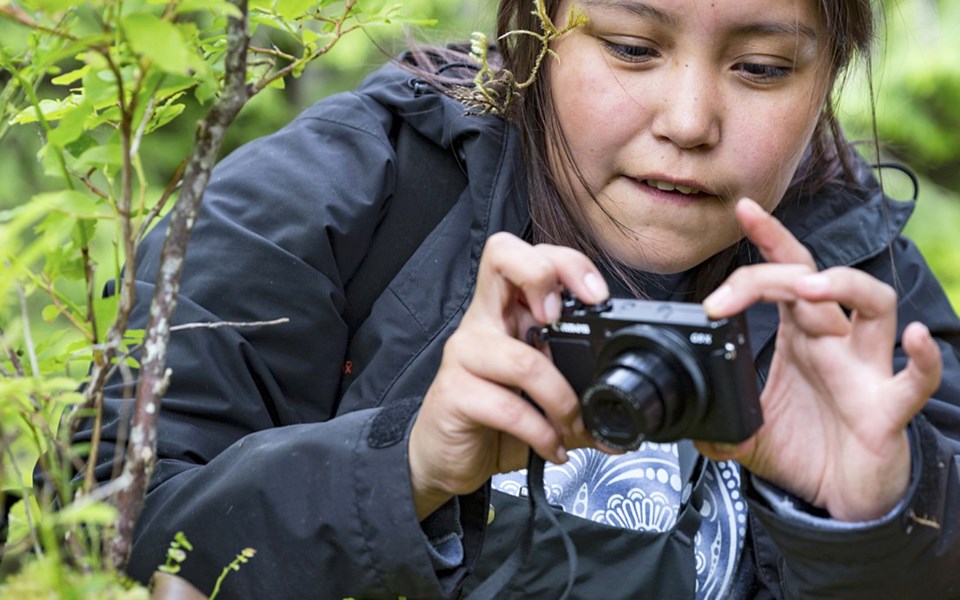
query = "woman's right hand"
(408, 232, 611, 520)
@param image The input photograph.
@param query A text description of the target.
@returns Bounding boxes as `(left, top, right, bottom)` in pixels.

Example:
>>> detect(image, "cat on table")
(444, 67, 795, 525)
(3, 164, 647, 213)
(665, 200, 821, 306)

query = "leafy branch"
(1, 0, 420, 591)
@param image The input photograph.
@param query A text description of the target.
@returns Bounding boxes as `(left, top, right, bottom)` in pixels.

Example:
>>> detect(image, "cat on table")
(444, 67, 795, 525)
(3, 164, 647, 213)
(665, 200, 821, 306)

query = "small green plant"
(157, 531, 194, 575)
(208, 546, 256, 600)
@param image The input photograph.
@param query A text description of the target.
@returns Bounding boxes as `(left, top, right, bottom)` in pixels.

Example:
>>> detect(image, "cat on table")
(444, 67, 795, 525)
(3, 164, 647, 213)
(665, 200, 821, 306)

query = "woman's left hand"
(697, 198, 943, 522)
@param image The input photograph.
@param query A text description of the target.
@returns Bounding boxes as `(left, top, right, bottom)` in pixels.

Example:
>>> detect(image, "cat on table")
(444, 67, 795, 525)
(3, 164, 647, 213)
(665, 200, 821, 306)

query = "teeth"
(646, 179, 700, 195)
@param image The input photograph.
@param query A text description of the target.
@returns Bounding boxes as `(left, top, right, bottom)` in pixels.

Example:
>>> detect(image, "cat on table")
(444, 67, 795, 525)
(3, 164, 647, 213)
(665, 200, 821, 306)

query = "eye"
(734, 62, 791, 82)
(600, 39, 660, 63)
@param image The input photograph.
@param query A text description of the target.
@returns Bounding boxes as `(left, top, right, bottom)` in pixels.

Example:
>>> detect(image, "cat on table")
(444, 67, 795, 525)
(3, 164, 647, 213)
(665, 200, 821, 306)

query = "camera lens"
(581, 351, 673, 451)
(580, 325, 707, 451)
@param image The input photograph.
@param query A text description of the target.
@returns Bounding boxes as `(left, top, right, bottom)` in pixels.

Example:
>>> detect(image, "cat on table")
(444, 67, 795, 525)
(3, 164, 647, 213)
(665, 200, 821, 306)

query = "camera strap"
(464, 450, 577, 600)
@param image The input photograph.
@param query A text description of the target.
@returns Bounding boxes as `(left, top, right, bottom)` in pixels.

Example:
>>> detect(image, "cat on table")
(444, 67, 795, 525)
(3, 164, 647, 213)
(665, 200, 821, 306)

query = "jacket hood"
(356, 56, 504, 159)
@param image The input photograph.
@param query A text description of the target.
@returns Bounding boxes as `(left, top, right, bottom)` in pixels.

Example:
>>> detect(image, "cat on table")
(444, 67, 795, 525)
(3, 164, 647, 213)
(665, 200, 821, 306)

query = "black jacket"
(82, 61, 960, 599)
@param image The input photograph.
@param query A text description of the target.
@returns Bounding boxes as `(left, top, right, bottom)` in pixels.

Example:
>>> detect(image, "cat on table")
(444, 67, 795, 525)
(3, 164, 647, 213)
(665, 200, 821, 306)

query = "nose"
(650, 65, 721, 150)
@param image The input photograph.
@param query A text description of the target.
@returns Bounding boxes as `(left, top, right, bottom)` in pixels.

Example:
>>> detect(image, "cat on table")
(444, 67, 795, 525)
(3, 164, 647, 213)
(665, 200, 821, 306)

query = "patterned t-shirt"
(492, 443, 747, 599)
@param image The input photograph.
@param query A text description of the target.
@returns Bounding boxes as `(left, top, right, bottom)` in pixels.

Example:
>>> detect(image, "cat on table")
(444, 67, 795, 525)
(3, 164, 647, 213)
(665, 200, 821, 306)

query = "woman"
(82, 0, 960, 597)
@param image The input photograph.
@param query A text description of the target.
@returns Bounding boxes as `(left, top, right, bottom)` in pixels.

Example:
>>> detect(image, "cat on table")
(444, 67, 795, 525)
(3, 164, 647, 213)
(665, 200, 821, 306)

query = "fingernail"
(543, 291, 561, 322)
(715, 443, 738, 453)
(703, 285, 732, 316)
(801, 273, 830, 293)
(583, 272, 609, 301)
(555, 445, 568, 464)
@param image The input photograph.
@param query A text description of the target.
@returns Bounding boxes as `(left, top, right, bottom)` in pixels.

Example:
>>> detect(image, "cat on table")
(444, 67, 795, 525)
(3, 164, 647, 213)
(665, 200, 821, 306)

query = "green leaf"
(81, 64, 120, 107)
(51, 65, 89, 86)
(26, 0, 77, 12)
(41, 304, 61, 323)
(65, 133, 99, 160)
(195, 76, 219, 104)
(34, 190, 115, 220)
(44, 246, 87, 281)
(122, 12, 194, 75)
(174, 0, 243, 18)
(150, 101, 186, 133)
(4, 499, 44, 547)
(75, 144, 123, 170)
(10, 97, 83, 125)
(48, 100, 94, 147)
(55, 499, 118, 526)
(94, 294, 119, 342)
(276, 0, 316, 20)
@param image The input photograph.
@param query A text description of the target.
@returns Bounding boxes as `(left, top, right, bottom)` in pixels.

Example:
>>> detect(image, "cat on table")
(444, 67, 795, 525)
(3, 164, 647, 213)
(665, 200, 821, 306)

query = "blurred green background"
(2, 0, 957, 307)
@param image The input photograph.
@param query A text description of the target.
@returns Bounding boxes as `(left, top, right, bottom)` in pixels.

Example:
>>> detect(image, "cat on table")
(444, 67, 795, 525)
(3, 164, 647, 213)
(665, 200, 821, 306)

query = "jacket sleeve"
(746, 235, 960, 599)
(75, 93, 479, 599)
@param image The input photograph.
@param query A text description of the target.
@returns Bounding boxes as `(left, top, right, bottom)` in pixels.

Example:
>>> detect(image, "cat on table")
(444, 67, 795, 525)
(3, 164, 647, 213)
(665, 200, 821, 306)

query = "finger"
(454, 376, 569, 465)
(795, 267, 898, 361)
(736, 198, 816, 268)
(704, 263, 851, 335)
(703, 263, 812, 318)
(888, 322, 942, 423)
(447, 326, 586, 446)
(474, 232, 608, 325)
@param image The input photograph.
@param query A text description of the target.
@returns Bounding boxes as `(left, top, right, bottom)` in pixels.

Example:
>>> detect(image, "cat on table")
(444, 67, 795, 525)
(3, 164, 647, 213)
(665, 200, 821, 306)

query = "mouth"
(642, 178, 704, 195)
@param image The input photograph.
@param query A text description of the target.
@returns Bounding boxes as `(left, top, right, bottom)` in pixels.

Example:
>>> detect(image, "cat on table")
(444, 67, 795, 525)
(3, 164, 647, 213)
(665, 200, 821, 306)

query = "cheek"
(551, 55, 638, 157)
(731, 103, 821, 207)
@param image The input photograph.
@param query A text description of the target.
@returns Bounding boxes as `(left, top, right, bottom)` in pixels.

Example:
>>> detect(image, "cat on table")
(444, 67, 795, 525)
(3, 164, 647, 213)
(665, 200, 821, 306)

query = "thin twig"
(251, 0, 358, 94)
(0, 5, 79, 40)
(74, 168, 110, 200)
(248, 45, 296, 62)
(170, 317, 289, 332)
(137, 159, 186, 242)
(17, 284, 40, 377)
(40, 276, 94, 340)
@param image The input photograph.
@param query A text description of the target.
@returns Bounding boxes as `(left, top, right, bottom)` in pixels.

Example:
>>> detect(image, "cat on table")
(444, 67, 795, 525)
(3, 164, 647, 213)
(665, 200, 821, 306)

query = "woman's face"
(548, 0, 831, 273)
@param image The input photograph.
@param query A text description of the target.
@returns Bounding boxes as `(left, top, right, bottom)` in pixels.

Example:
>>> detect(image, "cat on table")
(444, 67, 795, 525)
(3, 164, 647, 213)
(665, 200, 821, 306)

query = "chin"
(617, 252, 704, 276)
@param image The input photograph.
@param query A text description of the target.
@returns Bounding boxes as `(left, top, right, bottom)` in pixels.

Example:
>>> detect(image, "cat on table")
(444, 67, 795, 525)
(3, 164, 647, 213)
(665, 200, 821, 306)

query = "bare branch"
(108, 0, 253, 570)
(169, 317, 289, 332)
(137, 159, 187, 243)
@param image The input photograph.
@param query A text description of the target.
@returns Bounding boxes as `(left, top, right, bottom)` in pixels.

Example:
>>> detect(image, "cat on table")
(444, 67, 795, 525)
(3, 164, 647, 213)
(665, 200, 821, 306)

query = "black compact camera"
(534, 293, 762, 451)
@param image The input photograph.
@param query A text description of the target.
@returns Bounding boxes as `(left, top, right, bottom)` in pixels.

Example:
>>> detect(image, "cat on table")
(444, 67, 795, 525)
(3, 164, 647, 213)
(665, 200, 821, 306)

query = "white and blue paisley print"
(492, 443, 747, 599)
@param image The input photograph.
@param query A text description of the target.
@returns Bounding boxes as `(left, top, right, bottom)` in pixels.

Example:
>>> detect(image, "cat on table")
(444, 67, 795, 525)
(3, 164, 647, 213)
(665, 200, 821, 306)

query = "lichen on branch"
(451, 0, 588, 116)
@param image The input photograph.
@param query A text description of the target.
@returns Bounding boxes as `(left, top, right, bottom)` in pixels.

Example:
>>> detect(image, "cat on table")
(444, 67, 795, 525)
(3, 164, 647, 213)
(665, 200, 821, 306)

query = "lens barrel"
(580, 325, 707, 450)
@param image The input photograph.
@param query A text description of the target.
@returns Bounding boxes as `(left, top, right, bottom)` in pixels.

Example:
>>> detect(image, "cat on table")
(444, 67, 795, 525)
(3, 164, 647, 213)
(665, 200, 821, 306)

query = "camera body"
(542, 294, 762, 451)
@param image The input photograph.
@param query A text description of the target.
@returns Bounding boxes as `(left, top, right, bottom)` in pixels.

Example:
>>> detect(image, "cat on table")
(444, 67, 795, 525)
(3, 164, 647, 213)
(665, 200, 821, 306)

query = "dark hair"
(494, 0, 878, 299)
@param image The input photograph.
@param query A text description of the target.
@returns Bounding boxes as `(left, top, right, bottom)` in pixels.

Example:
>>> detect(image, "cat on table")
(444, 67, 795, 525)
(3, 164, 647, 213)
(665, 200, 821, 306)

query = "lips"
(630, 175, 718, 201)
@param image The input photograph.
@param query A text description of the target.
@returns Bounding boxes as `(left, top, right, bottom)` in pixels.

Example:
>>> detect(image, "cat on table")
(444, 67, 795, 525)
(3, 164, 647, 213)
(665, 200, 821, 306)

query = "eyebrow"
(577, 0, 819, 42)
(731, 21, 819, 43)
(579, 0, 679, 25)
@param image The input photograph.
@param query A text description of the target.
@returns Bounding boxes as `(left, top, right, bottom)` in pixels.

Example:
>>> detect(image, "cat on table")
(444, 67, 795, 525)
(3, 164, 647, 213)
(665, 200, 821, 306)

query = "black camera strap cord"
(464, 440, 707, 600)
